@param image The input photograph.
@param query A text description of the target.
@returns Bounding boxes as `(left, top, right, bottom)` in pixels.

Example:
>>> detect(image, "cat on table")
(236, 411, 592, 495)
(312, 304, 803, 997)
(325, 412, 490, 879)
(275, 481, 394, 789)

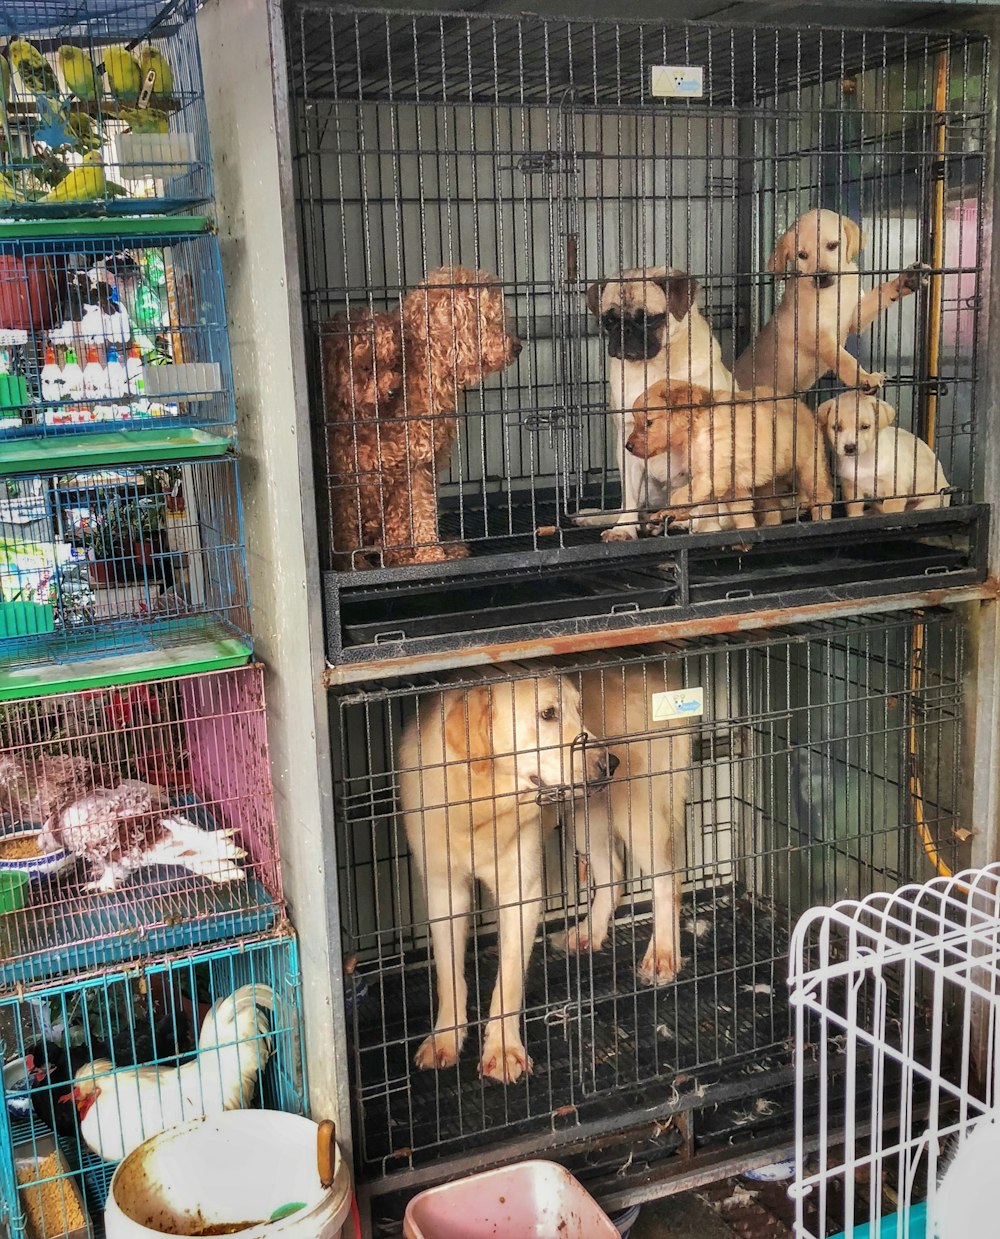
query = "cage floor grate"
(349, 883, 793, 1178)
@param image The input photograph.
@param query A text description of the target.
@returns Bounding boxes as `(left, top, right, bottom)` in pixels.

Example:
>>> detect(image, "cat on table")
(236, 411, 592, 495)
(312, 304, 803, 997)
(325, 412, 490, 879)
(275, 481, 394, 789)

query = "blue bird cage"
(0, 0, 213, 218)
(0, 220, 235, 462)
(0, 932, 306, 1237)
(0, 456, 251, 696)
(0, 662, 283, 985)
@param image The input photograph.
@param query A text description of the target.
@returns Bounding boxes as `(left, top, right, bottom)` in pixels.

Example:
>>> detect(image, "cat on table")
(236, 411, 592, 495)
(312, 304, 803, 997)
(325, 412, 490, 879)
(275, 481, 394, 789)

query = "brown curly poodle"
(322, 267, 520, 569)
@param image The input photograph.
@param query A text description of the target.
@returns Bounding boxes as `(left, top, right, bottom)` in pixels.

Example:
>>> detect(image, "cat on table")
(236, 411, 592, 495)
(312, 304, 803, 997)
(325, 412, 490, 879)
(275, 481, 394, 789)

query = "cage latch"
(515, 151, 579, 176)
(373, 630, 406, 645)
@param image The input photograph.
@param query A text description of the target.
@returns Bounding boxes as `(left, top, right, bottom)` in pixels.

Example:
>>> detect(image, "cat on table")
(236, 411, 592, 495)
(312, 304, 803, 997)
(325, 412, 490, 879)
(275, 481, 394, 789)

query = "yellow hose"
(912, 52, 952, 880)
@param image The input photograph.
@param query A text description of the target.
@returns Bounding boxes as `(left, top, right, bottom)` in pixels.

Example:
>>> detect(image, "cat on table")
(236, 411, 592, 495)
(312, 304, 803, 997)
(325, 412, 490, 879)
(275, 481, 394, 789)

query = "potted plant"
(83, 468, 177, 585)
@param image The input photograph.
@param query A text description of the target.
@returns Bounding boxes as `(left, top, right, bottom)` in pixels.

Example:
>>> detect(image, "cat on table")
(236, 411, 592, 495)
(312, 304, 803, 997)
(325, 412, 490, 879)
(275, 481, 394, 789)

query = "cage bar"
(330, 609, 965, 1196)
(0, 932, 304, 1238)
(0, 663, 283, 986)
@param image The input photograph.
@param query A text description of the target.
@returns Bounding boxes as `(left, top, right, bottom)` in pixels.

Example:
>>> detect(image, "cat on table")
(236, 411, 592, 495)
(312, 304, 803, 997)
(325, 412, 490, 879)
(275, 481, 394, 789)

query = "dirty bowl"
(103, 1110, 352, 1238)
(403, 1160, 619, 1239)
(0, 870, 28, 913)
(0, 830, 74, 879)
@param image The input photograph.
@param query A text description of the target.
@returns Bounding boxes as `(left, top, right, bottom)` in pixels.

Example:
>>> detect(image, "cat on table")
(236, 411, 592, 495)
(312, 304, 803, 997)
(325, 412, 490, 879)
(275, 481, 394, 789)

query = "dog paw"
(858, 371, 886, 393)
(602, 524, 640, 543)
(900, 262, 932, 294)
(551, 922, 605, 955)
(480, 1040, 532, 1084)
(414, 1030, 462, 1070)
(638, 941, 678, 986)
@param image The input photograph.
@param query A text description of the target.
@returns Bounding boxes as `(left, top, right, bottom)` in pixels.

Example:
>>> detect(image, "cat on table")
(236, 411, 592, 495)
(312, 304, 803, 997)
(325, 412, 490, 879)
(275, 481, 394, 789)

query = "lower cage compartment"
(333, 609, 968, 1201)
(0, 932, 305, 1239)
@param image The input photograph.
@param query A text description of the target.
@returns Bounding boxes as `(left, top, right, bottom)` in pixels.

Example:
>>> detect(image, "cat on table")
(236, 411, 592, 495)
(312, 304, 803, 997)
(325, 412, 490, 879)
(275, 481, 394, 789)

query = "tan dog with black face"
(582, 268, 734, 540)
(734, 209, 929, 397)
(400, 671, 616, 1084)
(627, 381, 834, 530)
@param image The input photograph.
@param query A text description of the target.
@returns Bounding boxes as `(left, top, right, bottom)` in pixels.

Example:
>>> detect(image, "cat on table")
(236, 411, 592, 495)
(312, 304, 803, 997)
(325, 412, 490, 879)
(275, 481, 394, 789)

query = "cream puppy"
(584, 268, 734, 540)
(734, 209, 929, 397)
(817, 392, 950, 515)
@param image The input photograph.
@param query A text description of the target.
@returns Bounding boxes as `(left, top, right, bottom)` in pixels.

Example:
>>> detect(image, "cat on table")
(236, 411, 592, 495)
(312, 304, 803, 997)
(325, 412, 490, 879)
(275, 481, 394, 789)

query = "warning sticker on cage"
(651, 687, 704, 721)
(650, 65, 704, 99)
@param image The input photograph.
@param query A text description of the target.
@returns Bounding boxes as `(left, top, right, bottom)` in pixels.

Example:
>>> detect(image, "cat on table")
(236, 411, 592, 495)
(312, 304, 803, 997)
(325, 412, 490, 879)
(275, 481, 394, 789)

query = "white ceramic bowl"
(0, 830, 75, 878)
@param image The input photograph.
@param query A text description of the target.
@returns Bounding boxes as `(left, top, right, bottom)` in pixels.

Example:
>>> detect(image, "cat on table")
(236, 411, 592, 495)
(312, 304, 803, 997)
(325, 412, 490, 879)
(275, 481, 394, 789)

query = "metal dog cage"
(0, 931, 305, 1239)
(0, 456, 251, 694)
(331, 608, 966, 1225)
(0, 663, 283, 987)
(288, 9, 990, 663)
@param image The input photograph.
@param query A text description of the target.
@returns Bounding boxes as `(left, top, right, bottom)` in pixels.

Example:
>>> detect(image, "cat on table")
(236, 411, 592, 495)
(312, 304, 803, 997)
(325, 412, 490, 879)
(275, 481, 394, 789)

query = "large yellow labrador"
(400, 670, 615, 1084)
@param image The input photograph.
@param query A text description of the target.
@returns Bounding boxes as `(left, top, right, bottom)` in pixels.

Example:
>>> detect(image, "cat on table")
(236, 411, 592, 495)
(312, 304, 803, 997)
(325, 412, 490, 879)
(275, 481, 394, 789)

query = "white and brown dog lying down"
(734, 208, 930, 398)
(400, 662, 691, 1084)
(625, 380, 834, 532)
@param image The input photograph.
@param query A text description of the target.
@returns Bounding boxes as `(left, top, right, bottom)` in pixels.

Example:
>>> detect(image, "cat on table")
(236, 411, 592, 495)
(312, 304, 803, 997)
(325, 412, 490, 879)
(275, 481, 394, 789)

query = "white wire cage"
(789, 862, 1000, 1239)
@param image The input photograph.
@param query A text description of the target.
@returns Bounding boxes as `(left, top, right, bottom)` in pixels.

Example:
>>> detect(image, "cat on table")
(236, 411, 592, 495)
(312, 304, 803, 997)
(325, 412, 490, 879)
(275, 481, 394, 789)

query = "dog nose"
(815, 273, 836, 289)
(510, 336, 522, 357)
(843, 442, 857, 455)
(528, 774, 541, 787)
(625, 440, 638, 455)
(606, 753, 620, 776)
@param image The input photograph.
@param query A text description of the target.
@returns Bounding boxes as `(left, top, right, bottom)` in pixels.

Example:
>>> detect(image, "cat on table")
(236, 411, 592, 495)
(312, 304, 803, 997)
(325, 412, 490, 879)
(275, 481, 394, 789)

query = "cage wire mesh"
(331, 609, 966, 1182)
(288, 10, 987, 575)
(0, 663, 283, 986)
(0, 229, 234, 441)
(0, 457, 250, 673)
(789, 864, 1000, 1239)
(0, 932, 305, 1239)
(0, 0, 212, 217)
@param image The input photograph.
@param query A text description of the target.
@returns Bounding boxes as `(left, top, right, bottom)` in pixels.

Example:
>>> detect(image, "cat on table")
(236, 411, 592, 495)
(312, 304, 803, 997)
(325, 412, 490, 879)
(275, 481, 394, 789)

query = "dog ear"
(657, 273, 699, 322)
(768, 228, 796, 274)
(445, 685, 493, 773)
(843, 218, 863, 264)
(585, 280, 607, 318)
(876, 400, 896, 428)
(667, 381, 713, 409)
(815, 399, 834, 428)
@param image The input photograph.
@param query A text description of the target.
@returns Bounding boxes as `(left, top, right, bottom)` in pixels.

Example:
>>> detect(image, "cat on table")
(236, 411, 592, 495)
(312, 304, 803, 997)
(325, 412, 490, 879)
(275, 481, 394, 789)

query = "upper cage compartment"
(289, 8, 990, 662)
(0, 0, 212, 218)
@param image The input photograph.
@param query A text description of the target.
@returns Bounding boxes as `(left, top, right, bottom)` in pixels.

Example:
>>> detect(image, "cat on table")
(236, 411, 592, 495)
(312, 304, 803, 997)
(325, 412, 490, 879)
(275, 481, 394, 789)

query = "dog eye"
(643, 314, 666, 329)
(540, 706, 558, 721)
(826, 241, 840, 251)
(797, 250, 808, 261)
(601, 311, 619, 330)
(860, 423, 870, 430)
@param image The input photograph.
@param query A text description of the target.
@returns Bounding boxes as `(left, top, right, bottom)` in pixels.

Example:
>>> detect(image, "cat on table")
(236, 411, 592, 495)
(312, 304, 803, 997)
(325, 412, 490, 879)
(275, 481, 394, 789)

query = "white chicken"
(71, 983, 275, 1163)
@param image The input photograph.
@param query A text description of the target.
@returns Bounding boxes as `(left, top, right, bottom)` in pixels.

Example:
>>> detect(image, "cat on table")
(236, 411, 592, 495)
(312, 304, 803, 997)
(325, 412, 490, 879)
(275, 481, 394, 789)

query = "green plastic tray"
(0, 630, 252, 700)
(0, 427, 232, 474)
(0, 215, 212, 242)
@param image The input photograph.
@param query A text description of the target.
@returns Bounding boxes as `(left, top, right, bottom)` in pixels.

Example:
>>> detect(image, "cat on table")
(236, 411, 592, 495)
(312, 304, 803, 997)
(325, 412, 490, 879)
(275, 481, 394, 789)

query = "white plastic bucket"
(103, 1111, 352, 1238)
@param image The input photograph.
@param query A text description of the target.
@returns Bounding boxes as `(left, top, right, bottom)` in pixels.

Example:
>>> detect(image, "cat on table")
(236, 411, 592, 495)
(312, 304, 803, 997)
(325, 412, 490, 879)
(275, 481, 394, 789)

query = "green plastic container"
(0, 599, 55, 638)
(0, 871, 28, 913)
(831, 1202, 927, 1239)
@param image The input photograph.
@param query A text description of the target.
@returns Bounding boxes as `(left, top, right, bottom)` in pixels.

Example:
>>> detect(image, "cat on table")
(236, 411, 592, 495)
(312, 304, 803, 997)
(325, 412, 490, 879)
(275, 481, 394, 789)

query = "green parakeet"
(138, 45, 173, 98)
(9, 39, 58, 96)
(103, 45, 142, 100)
(58, 45, 100, 101)
(41, 150, 105, 202)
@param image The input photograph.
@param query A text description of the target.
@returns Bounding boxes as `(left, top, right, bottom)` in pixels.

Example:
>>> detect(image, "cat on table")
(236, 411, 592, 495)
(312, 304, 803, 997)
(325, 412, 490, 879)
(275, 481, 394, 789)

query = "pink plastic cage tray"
(403, 1160, 620, 1239)
(0, 663, 283, 986)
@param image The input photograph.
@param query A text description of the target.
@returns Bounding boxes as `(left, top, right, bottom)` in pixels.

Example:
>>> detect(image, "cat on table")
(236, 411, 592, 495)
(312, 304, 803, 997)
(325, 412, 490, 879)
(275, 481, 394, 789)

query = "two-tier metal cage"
(275, 3, 998, 1233)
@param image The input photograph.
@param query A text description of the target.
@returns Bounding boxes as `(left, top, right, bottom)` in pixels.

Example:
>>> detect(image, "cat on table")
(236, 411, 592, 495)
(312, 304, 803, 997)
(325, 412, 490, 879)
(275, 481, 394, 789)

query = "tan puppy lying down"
(817, 392, 951, 515)
(400, 671, 615, 1084)
(626, 381, 834, 531)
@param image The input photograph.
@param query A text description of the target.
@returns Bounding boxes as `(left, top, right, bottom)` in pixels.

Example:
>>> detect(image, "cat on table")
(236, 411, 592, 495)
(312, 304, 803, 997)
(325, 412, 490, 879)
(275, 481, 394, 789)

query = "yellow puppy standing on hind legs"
(400, 671, 617, 1084)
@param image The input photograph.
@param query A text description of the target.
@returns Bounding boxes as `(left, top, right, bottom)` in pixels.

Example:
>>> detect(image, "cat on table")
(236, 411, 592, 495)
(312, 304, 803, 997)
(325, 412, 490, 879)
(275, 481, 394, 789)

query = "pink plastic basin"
(403, 1160, 620, 1239)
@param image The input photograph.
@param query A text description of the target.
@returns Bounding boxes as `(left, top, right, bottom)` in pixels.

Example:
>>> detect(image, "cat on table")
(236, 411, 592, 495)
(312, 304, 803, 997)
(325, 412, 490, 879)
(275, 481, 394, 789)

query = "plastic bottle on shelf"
(105, 346, 128, 418)
(83, 345, 108, 414)
(61, 348, 84, 403)
(40, 347, 63, 403)
(126, 342, 148, 416)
